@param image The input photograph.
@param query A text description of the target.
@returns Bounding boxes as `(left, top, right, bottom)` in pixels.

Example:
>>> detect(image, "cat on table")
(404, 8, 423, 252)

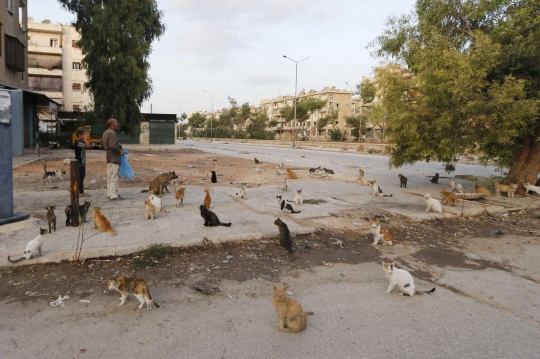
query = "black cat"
(254, 158, 262, 164)
(199, 205, 231, 227)
(211, 171, 217, 184)
(65, 201, 91, 226)
(398, 174, 408, 188)
(274, 217, 293, 253)
(431, 173, 439, 184)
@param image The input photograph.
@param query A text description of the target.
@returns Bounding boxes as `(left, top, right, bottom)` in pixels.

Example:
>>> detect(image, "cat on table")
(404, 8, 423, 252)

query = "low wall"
(188, 137, 392, 153)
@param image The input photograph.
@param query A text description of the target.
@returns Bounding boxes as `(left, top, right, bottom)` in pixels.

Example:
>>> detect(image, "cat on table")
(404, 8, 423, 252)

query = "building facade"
(0, 0, 28, 89)
(27, 17, 90, 112)
(260, 87, 354, 139)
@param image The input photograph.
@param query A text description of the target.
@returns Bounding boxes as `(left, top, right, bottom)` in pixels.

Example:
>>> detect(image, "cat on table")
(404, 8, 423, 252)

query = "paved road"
(178, 140, 500, 190)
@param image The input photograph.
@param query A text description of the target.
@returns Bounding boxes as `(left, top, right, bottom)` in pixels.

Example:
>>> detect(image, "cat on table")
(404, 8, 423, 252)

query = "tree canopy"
(58, 0, 165, 131)
(371, 0, 540, 187)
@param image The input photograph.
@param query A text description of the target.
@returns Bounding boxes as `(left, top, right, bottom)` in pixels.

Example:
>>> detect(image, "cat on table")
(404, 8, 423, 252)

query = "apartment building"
(0, 0, 28, 89)
(260, 87, 354, 139)
(27, 17, 90, 112)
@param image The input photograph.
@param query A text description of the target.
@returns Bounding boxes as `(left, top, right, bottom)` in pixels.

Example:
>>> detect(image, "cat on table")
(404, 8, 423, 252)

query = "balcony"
(28, 67, 62, 76)
(38, 91, 63, 99)
(28, 44, 62, 55)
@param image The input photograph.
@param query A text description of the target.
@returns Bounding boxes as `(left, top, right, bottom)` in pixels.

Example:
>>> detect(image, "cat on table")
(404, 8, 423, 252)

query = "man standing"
(101, 118, 124, 200)
(74, 129, 91, 197)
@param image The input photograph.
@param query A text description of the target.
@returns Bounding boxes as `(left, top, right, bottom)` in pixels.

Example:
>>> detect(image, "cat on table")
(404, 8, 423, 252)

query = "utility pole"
(204, 90, 219, 142)
(283, 55, 309, 147)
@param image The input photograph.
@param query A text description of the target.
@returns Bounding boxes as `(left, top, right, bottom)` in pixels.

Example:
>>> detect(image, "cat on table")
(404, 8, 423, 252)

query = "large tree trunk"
(505, 127, 540, 195)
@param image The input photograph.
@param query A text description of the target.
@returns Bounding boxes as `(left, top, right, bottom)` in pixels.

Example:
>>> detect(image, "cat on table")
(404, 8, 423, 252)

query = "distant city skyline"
(32, 0, 417, 115)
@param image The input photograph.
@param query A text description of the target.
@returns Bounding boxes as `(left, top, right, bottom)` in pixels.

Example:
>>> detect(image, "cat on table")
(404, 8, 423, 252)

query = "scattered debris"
(193, 285, 220, 295)
(49, 295, 70, 307)
(79, 299, 91, 304)
(323, 262, 334, 267)
(286, 291, 294, 296)
(352, 222, 362, 226)
(490, 229, 504, 236)
(226, 255, 234, 260)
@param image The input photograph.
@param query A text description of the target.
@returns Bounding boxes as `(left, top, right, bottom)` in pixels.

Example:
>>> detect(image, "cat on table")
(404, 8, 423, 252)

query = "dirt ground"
(13, 147, 333, 192)
(2, 206, 538, 305)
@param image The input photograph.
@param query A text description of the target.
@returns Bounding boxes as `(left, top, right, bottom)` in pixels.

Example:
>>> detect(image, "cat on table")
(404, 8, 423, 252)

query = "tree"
(371, 0, 540, 191)
(179, 113, 188, 122)
(188, 112, 206, 129)
(58, 0, 165, 132)
(280, 97, 326, 140)
(345, 115, 368, 141)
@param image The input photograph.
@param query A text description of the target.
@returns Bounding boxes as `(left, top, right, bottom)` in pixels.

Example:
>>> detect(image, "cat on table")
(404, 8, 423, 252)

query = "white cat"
(148, 191, 168, 213)
(276, 165, 281, 175)
(287, 189, 303, 206)
(279, 163, 284, 170)
(382, 262, 435, 296)
(236, 183, 248, 199)
(424, 193, 442, 212)
(370, 180, 380, 196)
(282, 178, 288, 192)
(523, 182, 540, 196)
(8, 228, 47, 263)
(449, 179, 464, 193)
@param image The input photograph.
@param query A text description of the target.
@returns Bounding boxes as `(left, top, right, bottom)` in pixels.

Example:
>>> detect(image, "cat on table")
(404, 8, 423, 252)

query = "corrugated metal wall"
(149, 121, 175, 144)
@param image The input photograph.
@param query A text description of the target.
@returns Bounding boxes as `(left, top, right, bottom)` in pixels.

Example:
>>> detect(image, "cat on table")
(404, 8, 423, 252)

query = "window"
(5, 35, 25, 72)
(72, 40, 79, 48)
(72, 82, 81, 90)
(328, 94, 333, 100)
(27, 35, 31, 41)
(72, 62, 81, 70)
(346, 104, 349, 108)
(336, 103, 339, 108)
(50, 38, 59, 47)
(6, 0, 14, 14)
(73, 104, 81, 111)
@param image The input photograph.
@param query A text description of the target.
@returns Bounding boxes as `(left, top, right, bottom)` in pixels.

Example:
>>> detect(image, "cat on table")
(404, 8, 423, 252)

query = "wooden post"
(70, 160, 80, 226)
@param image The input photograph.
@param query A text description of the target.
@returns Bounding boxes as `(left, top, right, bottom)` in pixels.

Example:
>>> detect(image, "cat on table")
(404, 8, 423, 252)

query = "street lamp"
(283, 55, 309, 147)
(204, 90, 220, 142)
(345, 82, 353, 91)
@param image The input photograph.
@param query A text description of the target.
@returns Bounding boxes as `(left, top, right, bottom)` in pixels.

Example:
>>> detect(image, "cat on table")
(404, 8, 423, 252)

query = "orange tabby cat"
(286, 168, 298, 179)
(440, 189, 458, 206)
(202, 189, 211, 210)
(174, 185, 185, 207)
(93, 206, 116, 236)
(475, 182, 491, 197)
(273, 285, 313, 333)
(108, 276, 160, 310)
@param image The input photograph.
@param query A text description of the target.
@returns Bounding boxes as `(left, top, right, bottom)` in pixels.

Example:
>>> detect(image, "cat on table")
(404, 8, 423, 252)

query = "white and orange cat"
(148, 190, 168, 213)
(382, 262, 435, 296)
(144, 200, 156, 220)
(93, 207, 117, 236)
(273, 285, 313, 333)
(369, 219, 408, 245)
(108, 277, 160, 310)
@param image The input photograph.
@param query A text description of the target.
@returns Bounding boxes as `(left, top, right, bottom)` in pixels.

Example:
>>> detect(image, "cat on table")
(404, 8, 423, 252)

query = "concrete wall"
(0, 0, 28, 89)
(10, 90, 24, 155)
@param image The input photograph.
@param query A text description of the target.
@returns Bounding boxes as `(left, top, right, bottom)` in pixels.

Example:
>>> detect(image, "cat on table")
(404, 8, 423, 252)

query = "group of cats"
(106, 258, 433, 334)
(7, 201, 115, 263)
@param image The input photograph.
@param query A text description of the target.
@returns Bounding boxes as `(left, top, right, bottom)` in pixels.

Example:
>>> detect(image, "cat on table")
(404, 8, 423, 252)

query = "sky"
(32, 0, 417, 115)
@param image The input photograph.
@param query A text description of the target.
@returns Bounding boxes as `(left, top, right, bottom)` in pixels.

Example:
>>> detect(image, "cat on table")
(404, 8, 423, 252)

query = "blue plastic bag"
(118, 149, 135, 179)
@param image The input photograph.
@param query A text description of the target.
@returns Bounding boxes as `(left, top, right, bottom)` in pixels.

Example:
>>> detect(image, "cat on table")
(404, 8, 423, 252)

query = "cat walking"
(108, 277, 160, 310)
